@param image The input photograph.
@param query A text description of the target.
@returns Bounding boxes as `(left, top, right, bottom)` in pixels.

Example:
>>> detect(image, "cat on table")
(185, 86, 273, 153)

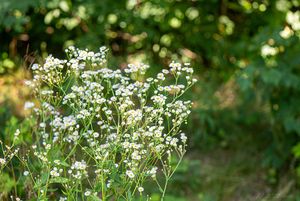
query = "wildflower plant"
(3, 46, 196, 200)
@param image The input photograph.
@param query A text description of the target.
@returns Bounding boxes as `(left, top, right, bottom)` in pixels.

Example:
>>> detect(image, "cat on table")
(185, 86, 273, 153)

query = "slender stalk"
(161, 177, 169, 201)
(101, 172, 106, 201)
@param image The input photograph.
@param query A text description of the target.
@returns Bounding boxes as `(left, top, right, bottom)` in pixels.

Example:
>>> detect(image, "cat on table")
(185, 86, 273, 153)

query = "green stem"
(101, 173, 106, 201)
(161, 177, 169, 201)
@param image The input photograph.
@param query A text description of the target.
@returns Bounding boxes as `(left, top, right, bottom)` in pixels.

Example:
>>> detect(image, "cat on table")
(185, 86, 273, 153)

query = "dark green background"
(1, 0, 300, 200)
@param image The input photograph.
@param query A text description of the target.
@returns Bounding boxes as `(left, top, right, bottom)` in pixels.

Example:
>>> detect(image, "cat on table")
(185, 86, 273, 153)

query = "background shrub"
(1, 0, 300, 200)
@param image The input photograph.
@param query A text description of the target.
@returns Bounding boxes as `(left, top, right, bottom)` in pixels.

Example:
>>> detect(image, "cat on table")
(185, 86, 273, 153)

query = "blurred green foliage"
(1, 0, 300, 200)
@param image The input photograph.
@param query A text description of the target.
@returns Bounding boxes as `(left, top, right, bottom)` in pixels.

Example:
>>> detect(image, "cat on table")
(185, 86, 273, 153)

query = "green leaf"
(292, 143, 300, 158)
(261, 69, 282, 86)
(0, 173, 15, 193)
(59, 161, 70, 167)
(87, 195, 102, 201)
(49, 177, 69, 184)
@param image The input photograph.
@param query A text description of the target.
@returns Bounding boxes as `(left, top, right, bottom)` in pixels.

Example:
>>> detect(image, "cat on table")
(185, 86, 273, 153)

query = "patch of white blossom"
(12, 46, 196, 199)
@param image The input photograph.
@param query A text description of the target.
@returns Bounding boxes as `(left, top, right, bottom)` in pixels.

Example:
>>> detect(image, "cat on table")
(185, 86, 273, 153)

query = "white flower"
(131, 151, 141, 160)
(147, 167, 158, 178)
(280, 26, 294, 39)
(124, 63, 149, 74)
(261, 44, 278, 57)
(162, 69, 169, 74)
(73, 161, 87, 170)
(14, 129, 20, 138)
(180, 133, 187, 143)
(50, 168, 60, 177)
(138, 187, 144, 192)
(93, 132, 99, 138)
(69, 161, 88, 179)
(126, 170, 135, 178)
(39, 122, 46, 128)
(23, 171, 29, 176)
(24, 101, 35, 110)
(0, 158, 6, 165)
(286, 11, 300, 31)
(124, 109, 143, 125)
(169, 61, 182, 72)
(31, 63, 39, 70)
(157, 73, 165, 80)
(151, 95, 167, 106)
(84, 191, 91, 196)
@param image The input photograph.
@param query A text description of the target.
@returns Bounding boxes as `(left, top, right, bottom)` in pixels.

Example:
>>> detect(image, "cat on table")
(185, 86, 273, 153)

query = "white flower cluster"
(124, 63, 149, 74)
(65, 46, 108, 65)
(0, 140, 19, 169)
(261, 44, 279, 57)
(30, 55, 67, 85)
(68, 160, 88, 180)
(286, 11, 300, 31)
(279, 11, 300, 40)
(19, 46, 196, 200)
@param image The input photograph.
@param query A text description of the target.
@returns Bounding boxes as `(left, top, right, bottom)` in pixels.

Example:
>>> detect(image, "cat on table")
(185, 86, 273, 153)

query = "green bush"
(1, 0, 300, 199)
